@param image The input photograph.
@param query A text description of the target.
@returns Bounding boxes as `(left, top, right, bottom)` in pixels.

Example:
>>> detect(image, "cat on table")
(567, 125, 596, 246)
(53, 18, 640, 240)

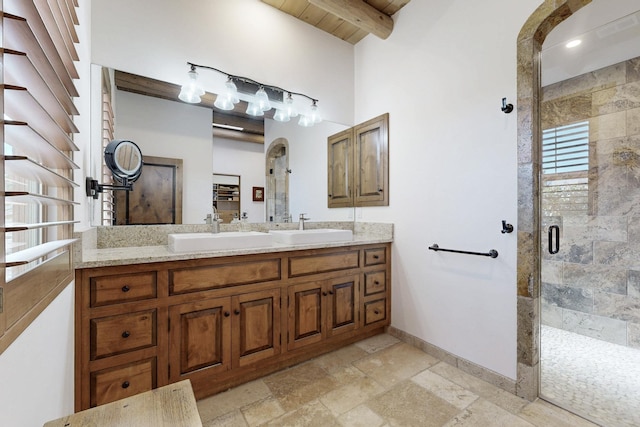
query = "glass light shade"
(214, 95, 235, 110)
(178, 69, 205, 104)
(285, 94, 298, 117)
(255, 87, 272, 111)
(246, 102, 264, 117)
(309, 102, 322, 124)
(298, 114, 313, 127)
(273, 108, 290, 122)
(224, 79, 240, 104)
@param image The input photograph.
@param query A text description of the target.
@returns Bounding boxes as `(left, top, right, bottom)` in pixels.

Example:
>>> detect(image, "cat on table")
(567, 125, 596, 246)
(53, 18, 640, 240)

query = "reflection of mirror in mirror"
(105, 139, 143, 182)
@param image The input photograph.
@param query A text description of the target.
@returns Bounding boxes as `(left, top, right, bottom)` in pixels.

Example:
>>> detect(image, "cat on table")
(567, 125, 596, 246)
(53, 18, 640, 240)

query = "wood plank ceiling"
(261, 0, 410, 43)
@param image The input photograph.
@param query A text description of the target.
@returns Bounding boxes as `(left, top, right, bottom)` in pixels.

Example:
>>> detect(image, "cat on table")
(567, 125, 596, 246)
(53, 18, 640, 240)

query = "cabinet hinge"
(0, 288, 3, 314)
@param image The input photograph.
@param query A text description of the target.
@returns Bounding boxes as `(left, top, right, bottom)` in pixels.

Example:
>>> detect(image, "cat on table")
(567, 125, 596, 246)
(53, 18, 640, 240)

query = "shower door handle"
(548, 225, 560, 254)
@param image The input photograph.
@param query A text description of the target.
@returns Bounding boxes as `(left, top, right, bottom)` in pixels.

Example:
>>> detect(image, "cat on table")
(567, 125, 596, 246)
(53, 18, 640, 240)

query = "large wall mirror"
(89, 64, 355, 227)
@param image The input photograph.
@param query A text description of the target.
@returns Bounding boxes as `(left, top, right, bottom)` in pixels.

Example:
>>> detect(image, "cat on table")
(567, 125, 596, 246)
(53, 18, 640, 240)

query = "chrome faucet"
(204, 212, 221, 234)
(299, 213, 310, 230)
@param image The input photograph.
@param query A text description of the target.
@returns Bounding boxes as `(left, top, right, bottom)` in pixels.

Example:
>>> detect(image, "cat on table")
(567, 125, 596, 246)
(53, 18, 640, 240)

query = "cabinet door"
(326, 275, 360, 338)
(169, 297, 231, 382)
(354, 113, 389, 206)
(232, 289, 281, 368)
(327, 129, 353, 208)
(287, 281, 324, 350)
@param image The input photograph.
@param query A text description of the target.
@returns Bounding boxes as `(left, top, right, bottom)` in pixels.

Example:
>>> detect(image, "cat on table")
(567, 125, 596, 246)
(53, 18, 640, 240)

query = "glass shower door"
(539, 57, 640, 427)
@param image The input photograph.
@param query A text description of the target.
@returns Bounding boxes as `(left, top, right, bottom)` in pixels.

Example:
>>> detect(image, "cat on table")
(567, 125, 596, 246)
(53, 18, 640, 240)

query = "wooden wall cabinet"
(328, 113, 389, 208)
(75, 243, 390, 410)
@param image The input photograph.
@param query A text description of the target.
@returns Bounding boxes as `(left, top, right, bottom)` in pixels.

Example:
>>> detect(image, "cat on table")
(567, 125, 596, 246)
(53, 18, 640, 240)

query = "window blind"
(1, 0, 80, 354)
(542, 121, 589, 175)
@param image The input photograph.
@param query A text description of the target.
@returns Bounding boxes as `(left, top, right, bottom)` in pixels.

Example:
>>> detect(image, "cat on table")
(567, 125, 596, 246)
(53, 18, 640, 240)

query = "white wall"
(91, 0, 354, 125)
(212, 138, 265, 222)
(0, 284, 75, 426)
(115, 90, 213, 224)
(354, 0, 542, 379)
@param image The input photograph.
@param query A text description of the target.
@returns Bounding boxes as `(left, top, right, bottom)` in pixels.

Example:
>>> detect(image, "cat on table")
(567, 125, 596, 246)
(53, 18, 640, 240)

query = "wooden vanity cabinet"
(75, 243, 390, 410)
(168, 288, 281, 385)
(287, 275, 360, 351)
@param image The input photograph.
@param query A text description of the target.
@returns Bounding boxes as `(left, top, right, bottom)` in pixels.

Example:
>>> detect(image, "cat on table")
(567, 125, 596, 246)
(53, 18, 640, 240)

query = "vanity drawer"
(90, 358, 156, 407)
(364, 299, 387, 325)
(364, 247, 386, 266)
(364, 271, 386, 296)
(90, 271, 157, 307)
(288, 250, 359, 278)
(169, 259, 281, 294)
(90, 310, 156, 360)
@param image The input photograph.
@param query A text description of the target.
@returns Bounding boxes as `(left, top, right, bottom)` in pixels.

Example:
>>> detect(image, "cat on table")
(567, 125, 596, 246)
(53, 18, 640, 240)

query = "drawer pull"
(121, 285, 130, 292)
(374, 280, 380, 285)
(121, 331, 131, 338)
(373, 255, 380, 259)
(224, 311, 230, 317)
(374, 310, 380, 315)
(121, 381, 130, 389)
(234, 309, 240, 315)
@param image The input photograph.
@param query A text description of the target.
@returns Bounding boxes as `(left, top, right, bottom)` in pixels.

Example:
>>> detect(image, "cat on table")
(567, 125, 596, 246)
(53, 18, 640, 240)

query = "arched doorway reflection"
(265, 138, 290, 222)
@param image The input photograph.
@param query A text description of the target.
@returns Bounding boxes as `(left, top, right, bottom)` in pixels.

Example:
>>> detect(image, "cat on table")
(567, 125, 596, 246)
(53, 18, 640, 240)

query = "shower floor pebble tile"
(541, 325, 640, 427)
(197, 334, 599, 426)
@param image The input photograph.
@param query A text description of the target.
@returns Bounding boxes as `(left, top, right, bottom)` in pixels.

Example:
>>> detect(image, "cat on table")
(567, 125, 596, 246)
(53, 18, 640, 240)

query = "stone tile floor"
(197, 334, 597, 426)
(541, 325, 640, 427)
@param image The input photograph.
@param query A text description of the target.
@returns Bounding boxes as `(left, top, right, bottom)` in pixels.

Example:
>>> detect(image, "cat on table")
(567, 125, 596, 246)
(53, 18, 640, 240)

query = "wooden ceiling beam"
(308, 0, 394, 39)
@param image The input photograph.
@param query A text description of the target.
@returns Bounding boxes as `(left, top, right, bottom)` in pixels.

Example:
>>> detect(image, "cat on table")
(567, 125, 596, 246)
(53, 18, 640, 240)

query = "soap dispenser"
(239, 212, 249, 232)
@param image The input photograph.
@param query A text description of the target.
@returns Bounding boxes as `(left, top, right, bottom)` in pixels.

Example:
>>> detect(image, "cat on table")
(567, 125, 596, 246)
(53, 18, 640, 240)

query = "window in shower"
(542, 121, 589, 217)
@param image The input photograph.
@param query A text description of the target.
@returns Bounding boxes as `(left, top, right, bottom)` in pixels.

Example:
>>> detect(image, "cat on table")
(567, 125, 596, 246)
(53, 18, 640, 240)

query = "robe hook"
(501, 98, 513, 114)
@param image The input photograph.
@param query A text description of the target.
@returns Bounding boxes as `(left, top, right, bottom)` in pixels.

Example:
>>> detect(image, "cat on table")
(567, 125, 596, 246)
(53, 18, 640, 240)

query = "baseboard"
(386, 326, 517, 395)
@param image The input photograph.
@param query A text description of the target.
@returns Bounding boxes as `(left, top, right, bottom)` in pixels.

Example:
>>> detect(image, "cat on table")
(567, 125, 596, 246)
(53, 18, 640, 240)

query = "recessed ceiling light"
(566, 39, 582, 48)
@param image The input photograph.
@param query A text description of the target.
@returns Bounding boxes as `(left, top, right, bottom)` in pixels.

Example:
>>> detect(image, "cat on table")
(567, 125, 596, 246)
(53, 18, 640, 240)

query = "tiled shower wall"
(541, 56, 640, 349)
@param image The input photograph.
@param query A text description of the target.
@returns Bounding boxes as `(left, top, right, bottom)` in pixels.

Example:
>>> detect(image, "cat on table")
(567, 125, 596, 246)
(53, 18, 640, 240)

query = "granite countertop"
(74, 222, 393, 269)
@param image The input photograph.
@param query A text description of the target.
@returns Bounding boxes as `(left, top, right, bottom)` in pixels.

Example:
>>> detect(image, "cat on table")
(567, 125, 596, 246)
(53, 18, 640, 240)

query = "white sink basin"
(168, 231, 273, 253)
(269, 228, 353, 245)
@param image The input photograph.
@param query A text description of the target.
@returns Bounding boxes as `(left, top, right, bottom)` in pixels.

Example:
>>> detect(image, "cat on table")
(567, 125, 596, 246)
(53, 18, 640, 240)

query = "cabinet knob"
(322, 291, 328, 296)
(373, 255, 379, 259)
(121, 285, 130, 292)
(374, 280, 380, 285)
(234, 309, 240, 315)
(224, 311, 230, 317)
(329, 290, 334, 295)
(378, 188, 383, 192)
(121, 381, 130, 389)
(328, 194, 332, 198)
(374, 310, 380, 315)
(121, 331, 131, 338)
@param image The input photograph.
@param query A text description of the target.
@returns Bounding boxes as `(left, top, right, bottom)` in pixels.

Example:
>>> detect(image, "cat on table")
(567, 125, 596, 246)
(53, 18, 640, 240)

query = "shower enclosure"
(539, 8, 640, 426)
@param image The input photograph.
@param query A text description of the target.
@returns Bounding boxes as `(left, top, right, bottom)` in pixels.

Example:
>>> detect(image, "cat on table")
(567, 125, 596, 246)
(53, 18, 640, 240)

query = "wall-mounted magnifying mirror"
(86, 139, 143, 199)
